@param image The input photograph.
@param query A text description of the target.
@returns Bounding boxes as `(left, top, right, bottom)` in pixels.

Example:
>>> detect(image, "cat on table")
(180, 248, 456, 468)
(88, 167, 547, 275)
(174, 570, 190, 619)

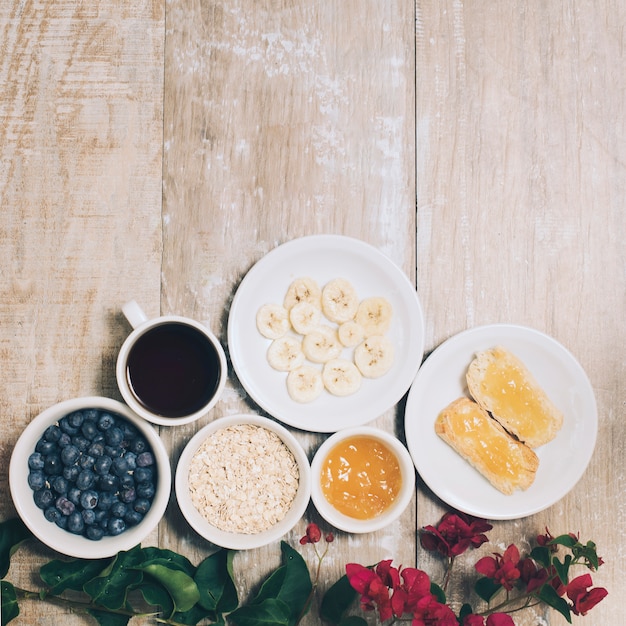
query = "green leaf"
(459, 603, 474, 621)
(170, 602, 220, 625)
(474, 576, 502, 603)
(549, 534, 578, 549)
(537, 583, 572, 623)
(229, 597, 291, 626)
(552, 554, 572, 585)
(320, 574, 357, 624)
(86, 608, 131, 626)
(138, 547, 196, 576)
(0, 518, 33, 578)
(40, 557, 113, 594)
(430, 581, 446, 604)
(337, 618, 368, 626)
(134, 580, 175, 618)
(1, 580, 20, 624)
(195, 549, 238, 613)
(83, 545, 144, 610)
(530, 546, 551, 569)
(136, 563, 200, 613)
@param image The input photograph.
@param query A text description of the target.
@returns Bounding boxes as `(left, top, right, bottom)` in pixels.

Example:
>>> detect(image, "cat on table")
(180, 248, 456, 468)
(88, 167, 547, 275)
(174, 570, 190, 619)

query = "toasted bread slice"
(466, 346, 564, 448)
(435, 397, 539, 495)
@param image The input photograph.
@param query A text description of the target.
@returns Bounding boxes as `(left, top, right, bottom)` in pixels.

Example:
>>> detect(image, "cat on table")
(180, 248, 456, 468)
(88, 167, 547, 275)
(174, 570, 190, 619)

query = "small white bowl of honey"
(310, 426, 415, 533)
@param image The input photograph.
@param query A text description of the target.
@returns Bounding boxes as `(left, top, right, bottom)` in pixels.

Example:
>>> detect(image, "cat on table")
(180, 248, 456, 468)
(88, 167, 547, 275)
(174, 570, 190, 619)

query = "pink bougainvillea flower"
(564, 573, 608, 615)
(420, 511, 492, 558)
(375, 559, 401, 589)
(299, 523, 321, 545)
(410, 594, 458, 625)
(475, 544, 521, 591)
(519, 557, 549, 593)
(463, 614, 515, 626)
(346, 563, 393, 621)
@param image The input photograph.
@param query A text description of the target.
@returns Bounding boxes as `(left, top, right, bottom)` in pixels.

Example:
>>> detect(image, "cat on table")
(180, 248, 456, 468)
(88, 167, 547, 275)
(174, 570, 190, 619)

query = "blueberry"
(57, 432, 72, 448)
(59, 416, 79, 435)
(43, 454, 63, 476)
(124, 452, 137, 471)
(28, 470, 46, 490)
(67, 411, 84, 429)
(33, 488, 55, 509)
(133, 498, 151, 515)
(55, 496, 75, 516)
(94, 455, 112, 475)
(119, 487, 136, 504)
(121, 422, 139, 440)
(98, 413, 115, 430)
(136, 452, 154, 467)
(63, 465, 80, 482)
(119, 473, 135, 489)
(80, 489, 99, 509)
(67, 511, 85, 534)
(86, 526, 105, 541)
(76, 469, 96, 490)
(44, 506, 62, 523)
(107, 517, 126, 536)
(79, 454, 96, 470)
(83, 409, 99, 422)
(124, 509, 143, 526)
(105, 427, 124, 446)
(51, 476, 69, 495)
(73, 435, 91, 452)
(28, 452, 45, 470)
(43, 425, 62, 443)
(134, 467, 153, 483)
(68, 487, 82, 505)
(61, 444, 80, 466)
(81, 420, 99, 440)
(104, 445, 123, 459)
(130, 438, 148, 454)
(36, 439, 57, 455)
(110, 501, 127, 518)
(88, 442, 105, 457)
(55, 514, 68, 530)
(81, 509, 96, 525)
(111, 457, 129, 476)
(98, 474, 119, 492)
(136, 481, 155, 499)
(96, 492, 114, 511)
(94, 509, 108, 524)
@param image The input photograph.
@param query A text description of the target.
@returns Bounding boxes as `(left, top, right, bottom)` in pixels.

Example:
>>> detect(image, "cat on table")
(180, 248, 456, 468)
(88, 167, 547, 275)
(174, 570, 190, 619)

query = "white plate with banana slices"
(227, 235, 425, 432)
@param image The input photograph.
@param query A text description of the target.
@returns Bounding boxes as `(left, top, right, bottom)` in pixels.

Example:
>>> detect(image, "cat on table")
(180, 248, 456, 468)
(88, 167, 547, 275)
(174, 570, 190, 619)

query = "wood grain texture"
(1, 0, 624, 624)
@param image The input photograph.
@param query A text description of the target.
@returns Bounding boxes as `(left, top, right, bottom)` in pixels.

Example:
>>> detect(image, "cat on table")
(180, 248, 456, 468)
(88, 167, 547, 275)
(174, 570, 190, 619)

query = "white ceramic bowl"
(175, 414, 311, 550)
(310, 426, 415, 533)
(9, 397, 171, 559)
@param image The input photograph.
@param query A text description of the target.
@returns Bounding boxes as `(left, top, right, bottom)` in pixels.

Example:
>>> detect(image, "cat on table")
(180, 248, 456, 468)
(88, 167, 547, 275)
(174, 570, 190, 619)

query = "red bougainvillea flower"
(519, 557, 549, 593)
(475, 544, 521, 591)
(346, 563, 393, 620)
(410, 594, 457, 625)
(420, 511, 492, 558)
(375, 559, 401, 589)
(563, 573, 608, 615)
(299, 522, 322, 544)
(464, 614, 515, 626)
(325, 532, 334, 542)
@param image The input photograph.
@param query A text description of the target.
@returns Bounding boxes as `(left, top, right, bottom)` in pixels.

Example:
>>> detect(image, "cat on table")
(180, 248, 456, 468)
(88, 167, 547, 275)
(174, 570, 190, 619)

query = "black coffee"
(126, 323, 221, 418)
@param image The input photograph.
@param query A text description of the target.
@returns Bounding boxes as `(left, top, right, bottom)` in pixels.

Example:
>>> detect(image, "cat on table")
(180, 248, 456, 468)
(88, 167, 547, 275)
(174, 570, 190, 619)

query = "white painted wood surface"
(1, 1, 623, 623)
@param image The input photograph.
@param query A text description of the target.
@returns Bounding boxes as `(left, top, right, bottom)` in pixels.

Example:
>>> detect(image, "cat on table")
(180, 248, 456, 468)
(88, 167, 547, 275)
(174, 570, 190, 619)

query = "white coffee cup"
(116, 300, 227, 426)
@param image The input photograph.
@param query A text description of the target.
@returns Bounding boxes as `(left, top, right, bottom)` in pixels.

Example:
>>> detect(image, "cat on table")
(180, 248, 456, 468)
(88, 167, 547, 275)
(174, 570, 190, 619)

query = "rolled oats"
(188, 424, 300, 534)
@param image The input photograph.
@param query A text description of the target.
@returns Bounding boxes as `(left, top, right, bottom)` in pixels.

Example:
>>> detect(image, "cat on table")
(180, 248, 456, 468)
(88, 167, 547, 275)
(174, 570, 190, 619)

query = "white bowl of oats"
(175, 413, 311, 549)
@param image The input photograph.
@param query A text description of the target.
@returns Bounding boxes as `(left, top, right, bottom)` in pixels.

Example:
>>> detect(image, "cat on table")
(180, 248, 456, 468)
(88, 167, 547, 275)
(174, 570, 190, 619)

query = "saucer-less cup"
(116, 300, 227, 426)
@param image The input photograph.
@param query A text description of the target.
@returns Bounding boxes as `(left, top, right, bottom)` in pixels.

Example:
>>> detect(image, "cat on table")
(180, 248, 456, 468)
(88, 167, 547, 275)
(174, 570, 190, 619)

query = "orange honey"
(319, 435, 402, 520)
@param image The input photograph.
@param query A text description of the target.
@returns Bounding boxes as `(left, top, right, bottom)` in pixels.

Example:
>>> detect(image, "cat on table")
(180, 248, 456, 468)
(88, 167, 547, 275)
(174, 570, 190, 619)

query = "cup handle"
(122, 300, 149, 329)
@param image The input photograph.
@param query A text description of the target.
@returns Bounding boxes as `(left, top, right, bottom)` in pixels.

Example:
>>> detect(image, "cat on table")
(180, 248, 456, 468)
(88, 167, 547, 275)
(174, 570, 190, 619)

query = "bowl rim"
(174, 413, 311, 550)
(310, 426, 416, 533)
(9, 396, 171, 559)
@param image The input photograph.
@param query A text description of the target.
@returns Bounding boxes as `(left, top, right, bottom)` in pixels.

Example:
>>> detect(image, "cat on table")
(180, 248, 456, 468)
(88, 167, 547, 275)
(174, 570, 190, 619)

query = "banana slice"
(321, 278, 359, 323)
(256, 303, 291, 339)
(355, 296, 393, 336)
(283, 277, 322, 311)
(267, 336, 305, 371)
(289, 301, 322, 335)
(354, 335, 395, 378)
(302, 326, 342, 363)
(322, 358, 362, 396)
(337, 320, 365, 347)
(287, 365, 324, 403)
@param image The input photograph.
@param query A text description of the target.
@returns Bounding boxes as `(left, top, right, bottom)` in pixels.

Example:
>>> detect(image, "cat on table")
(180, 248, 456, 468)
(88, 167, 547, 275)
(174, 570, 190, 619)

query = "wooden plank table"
(1, 1, 623, 623)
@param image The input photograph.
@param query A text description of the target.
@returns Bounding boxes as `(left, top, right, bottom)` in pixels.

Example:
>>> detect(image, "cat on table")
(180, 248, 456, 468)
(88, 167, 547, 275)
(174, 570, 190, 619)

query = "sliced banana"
(337, 320, 365, 347)
(354, 335, 395, 378)
(286, 365, 324, 403)
(355, 296, 393, 336)
(267, 336, 305, 371)
(321, 278, 359, 323)
(283, 277, 322, 311)
(256, 303, 291, 339)
(289, 301, 322, 335)
(322, 358, 362, 396)
(302, 326, 342, 363)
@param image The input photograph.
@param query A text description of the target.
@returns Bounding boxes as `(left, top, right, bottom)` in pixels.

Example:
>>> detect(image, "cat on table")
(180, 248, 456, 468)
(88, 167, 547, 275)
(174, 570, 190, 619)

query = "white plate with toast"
(228, 235, 425, 432)
(404, 324, 597, 520)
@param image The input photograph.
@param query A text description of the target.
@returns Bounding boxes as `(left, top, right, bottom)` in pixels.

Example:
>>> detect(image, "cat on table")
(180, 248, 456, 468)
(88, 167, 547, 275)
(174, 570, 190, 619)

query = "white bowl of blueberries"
(9, 396, 171, 558)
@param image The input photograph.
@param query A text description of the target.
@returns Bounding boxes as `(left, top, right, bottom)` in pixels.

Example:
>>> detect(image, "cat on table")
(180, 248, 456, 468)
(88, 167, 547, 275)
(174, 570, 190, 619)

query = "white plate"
(404, 324, 598, 520)
(227, 235, 425, 432)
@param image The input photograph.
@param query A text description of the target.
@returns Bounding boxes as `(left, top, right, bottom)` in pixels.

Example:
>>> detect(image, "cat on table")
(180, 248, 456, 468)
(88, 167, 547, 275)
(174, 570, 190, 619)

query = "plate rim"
(404, 323, 598, 520)
(227, 234, 425, 432)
